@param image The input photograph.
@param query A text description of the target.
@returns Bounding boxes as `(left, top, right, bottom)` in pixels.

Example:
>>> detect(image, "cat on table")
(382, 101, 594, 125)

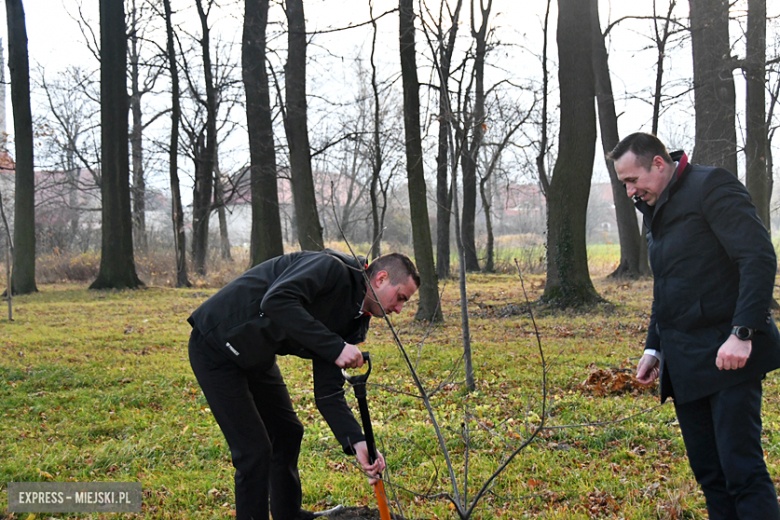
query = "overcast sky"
(3, 0, 778, 191)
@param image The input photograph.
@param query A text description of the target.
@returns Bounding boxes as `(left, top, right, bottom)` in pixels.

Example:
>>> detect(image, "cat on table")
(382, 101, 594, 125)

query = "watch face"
(735, 326, 752, 340)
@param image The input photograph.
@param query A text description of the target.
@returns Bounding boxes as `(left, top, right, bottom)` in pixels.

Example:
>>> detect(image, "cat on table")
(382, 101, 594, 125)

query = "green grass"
(1, 273, 778, 519)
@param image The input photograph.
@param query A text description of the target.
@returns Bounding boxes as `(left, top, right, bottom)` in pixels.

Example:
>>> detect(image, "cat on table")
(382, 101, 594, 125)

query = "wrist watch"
(731, 325, 754, 341)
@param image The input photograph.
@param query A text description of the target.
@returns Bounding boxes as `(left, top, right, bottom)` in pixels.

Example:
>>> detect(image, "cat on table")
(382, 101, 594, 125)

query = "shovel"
(342, 352, 392, 520)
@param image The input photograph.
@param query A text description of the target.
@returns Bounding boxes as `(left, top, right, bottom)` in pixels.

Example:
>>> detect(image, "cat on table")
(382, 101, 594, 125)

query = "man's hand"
(353, 440, 386, 485)
(636, 354, 659, 384)
(716, 335, 752, 370)
(335, 343, 364, 369)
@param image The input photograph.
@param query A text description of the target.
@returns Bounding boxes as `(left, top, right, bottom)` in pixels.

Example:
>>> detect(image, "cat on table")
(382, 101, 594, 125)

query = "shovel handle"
(341, 351, 372, 383)
(374, 481, 392, 520)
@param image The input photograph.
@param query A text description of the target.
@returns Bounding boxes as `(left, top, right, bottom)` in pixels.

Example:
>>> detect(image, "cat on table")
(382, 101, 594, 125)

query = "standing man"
(187, 249, 420, 520)
(609, 132, 780, 519)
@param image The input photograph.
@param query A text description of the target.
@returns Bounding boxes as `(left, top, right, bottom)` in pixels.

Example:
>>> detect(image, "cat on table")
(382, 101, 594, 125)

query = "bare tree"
(541, 0, 601, 306)
(689, 0, 738, 174)
(284, 0, 324, 251)
(744, 0, 770, 229)
(426, 0, 463, 279)
(128, 0, 166, 254)
(459, 0, 491, 272)
(400, 0, 442, 321)
(161, 0, 190, 287)
(6, 0, 36, 294)
(188, 0, 218, 275)
(243, 0, 284, 265)
(591, 0, 646, 279)
(91, 0, 142, 289)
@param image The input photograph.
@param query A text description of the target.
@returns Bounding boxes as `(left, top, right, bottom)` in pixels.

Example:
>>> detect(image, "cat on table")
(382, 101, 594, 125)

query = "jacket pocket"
(223, 314, 276, 369)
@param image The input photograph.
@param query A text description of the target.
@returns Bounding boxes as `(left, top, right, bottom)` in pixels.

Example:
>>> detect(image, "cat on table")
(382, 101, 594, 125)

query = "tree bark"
(6, 0, 36, 294)
(400, 0, 442, 321)
(214, 175, 232, 261)
(590, 0, 645, 279)
(541, 0, 600, 307)
(191, 0, 218, 275)
(163, 0, 191, 287)
(284, 0, 323, 251)
(91, 0, 142, 289)
(689, 0, 738, 174)
(243, 0, 284, 265)
(460, 0, 490, 273)
(744, 0, 769, 230)
(434, 0, 462, 279)
(369, 4, 384, 260)
(129, 0, 147, 253)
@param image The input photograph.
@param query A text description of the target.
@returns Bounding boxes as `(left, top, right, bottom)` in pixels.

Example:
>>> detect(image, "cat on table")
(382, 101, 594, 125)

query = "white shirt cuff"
(643, 348, 663, 363)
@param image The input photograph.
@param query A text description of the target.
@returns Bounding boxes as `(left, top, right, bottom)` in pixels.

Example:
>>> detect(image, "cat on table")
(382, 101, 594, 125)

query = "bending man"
(187, 250, 420, 520)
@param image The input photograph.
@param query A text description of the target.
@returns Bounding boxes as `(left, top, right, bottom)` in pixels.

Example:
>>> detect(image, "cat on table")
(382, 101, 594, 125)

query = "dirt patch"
(326, 506, 432, 520)
(327, 506, 394, 520)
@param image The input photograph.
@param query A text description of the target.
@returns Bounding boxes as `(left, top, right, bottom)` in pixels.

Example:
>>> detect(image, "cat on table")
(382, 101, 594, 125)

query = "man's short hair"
(366, 253, 420, 288)
(606, 132, 673, 171)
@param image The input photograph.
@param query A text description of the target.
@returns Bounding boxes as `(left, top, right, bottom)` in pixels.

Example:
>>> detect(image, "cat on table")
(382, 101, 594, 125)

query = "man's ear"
(373, 270, 389, 286)
(652, 155, 666, 170)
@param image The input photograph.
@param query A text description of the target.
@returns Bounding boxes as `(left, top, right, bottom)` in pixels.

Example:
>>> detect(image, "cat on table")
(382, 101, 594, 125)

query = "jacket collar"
(322, 248, 369, 315)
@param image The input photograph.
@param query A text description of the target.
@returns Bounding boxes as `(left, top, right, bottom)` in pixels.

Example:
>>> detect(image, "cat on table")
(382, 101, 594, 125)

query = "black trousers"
(189, 329, 306, 520)
(674, 377, 780, 520)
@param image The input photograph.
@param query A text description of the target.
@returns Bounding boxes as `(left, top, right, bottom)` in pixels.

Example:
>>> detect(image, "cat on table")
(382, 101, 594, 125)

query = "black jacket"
(636, 152, 780, 404)
(187, 249, 371, 452)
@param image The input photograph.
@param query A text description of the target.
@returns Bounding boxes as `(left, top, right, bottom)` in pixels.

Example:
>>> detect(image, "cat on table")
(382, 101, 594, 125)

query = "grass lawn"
(2, 247, 779, 519)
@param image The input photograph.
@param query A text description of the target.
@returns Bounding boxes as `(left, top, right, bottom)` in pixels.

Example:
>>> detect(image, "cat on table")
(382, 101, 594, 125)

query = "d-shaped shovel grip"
(341, 351, 372, 385)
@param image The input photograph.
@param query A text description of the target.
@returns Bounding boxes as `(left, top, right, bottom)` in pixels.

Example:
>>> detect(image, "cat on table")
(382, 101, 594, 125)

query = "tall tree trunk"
(129, 0, 147, 253)
(400, 0, 442, 321)
(243, 0, 284, 266)
(369, 9, 383, 260)
(745, 0, 769, 230)
(590, 0, 644, 279)
(163, 0, 190, 288)
(191, 0, 218, 276)
(541, 0, 600, 307)
(434, 0, 462, 279)
(5, 0, 36, 294)
(460, 0, 490, 273)
(284, 0, 323, 251)
(689, 0, 737, 174)
(91, 0, 142, 289)
(478, 173, 494, 272)
(213, 151, 232, 261)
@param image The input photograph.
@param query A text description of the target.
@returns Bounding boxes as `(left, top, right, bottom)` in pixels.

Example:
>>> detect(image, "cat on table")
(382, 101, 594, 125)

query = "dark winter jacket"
(636, 151, 780, 404)
(187, 249, 371, 452)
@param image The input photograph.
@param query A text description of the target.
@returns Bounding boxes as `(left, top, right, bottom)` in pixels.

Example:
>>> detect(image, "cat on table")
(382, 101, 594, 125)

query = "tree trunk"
(191, 0, 218, 276)
(400, 0, 442, 321)
(284, 0, 323, 251)
(5, 0, 36, 294)
(744, 0, 769, 230)
(479, 174, 494, 272)
(243, 0, 284, 266)
(163, 0, 190, 288)
(129, 0, 147, 253)
(460, 0, 490, 273)
(91, 0, 142, 290)
(369, 12, 383, 261)
(434, 0, 462, 279)
(541, 0, 600, 307)
(689, 0, 738, 174)
(214, 178, 232, 261)
(590, 0, 644, 279)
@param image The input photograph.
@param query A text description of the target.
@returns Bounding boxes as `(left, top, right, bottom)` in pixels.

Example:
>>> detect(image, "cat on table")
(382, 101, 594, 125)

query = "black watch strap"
(731, 325, 754, 341)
